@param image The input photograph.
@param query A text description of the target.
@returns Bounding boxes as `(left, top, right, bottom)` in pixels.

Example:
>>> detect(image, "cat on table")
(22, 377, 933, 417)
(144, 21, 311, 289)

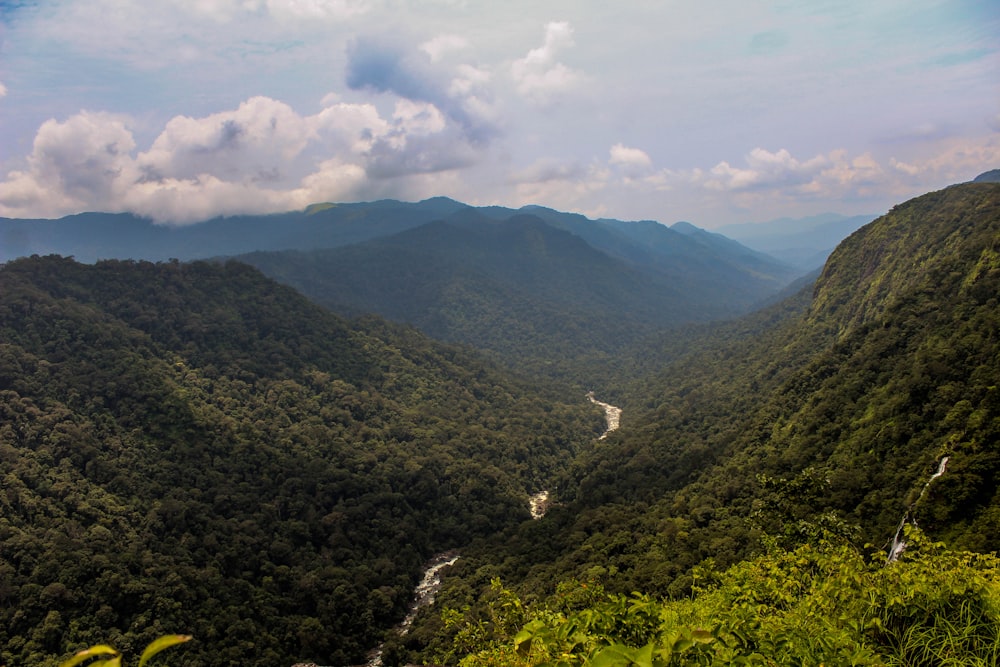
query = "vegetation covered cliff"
(0, 257, 600, 666)
(401, 182, 1000, 665)
(3, 182, 999, 666)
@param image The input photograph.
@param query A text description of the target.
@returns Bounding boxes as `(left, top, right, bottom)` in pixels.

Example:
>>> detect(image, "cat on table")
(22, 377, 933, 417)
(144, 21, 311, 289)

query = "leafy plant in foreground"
(58, 635, 191, 667)
(440, 529, 1000, 667)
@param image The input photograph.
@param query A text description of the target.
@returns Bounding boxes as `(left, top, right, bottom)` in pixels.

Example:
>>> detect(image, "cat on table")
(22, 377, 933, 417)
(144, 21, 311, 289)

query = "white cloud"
(392, 100, 448, 137)
(420, 34, 470, 62)
(609, 143, 653, 177)
(0, 93, 495, 224)
(511, 22, 582, 104)
(449, 64, 491, 96)
(0, 82, 7, 98)
(630, 138, 1000, 223)
(345, 34, 501, 144)
(137, 97, 315, 184)
(312, 100, 389, 153)
(1, 0, 997, 227)
(508, 158, 610, 215)
(11, 112, 137, 212)
(700, 148, 829, 191)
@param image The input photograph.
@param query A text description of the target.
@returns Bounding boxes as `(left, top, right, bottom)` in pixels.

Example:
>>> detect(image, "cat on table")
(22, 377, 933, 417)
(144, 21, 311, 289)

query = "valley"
(1, 181, 999, 667)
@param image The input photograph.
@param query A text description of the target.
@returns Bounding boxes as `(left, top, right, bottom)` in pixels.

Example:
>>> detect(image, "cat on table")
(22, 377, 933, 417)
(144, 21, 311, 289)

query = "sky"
(0, 0, 998, 228)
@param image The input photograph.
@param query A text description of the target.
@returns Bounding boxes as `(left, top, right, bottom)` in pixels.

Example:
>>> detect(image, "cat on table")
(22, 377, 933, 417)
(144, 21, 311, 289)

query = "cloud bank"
(2, 2, 998, 226)
(0, 93, 492, 224)
(2, 96, 996, 225)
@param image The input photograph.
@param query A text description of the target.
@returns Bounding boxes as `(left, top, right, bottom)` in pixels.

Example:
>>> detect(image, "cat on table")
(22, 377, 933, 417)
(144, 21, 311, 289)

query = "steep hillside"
(407, 182, 1000, 658)
(238, 211, 798, 377)
(479, 206, 798, 293)
(0, 256, 602, 667)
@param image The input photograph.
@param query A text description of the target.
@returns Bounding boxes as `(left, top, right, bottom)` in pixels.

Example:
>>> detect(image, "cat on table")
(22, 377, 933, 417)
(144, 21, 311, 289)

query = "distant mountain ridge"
(2, 198, 805, 375)
(0, 198, 469, 263)
(2, 197, 798, 272)
(714, 212, 877, 269)
(235, 207, 802, 374)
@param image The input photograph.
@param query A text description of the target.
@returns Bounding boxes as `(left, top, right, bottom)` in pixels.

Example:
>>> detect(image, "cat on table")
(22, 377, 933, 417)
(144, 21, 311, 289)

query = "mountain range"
(2, 198, 806, 377)
(234, 207, 800, 374)
(1, 180, 999, 666)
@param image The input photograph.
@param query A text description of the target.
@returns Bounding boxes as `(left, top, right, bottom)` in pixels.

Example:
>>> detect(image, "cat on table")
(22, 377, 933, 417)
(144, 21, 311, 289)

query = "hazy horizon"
(1, 0, 997, 228)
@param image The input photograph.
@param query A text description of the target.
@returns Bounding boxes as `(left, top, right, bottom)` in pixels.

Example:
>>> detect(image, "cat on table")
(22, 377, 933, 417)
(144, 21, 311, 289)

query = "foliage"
(403, 183, 1000, 660)
(442, 530, 1000, 667)
(59, 635, 191, 667)
(4, 183, 1000, 667)
(238, 210, 799, 381)
(0, 256, 600, 666)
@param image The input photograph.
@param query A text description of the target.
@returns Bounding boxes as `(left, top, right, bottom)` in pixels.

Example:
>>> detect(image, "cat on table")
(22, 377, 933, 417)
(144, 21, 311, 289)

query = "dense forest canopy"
(401, 182, 1000, 664)
(0, 257, 601, 666)
(2, 181, 999, 666)
(235, 207, 799, 379)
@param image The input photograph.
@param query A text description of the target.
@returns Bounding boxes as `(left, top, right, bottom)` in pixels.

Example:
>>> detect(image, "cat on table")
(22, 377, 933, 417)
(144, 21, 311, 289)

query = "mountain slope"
(238, 210, 799, 377)
(411, 182, 1000, 629)
(476, 205, 799, 298)
(618, 182, 1000, 554)
(0, 256, 601, 667)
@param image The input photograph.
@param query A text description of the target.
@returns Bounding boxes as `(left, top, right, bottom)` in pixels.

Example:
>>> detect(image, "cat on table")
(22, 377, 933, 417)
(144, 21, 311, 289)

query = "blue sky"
(0, 0, 997, 226)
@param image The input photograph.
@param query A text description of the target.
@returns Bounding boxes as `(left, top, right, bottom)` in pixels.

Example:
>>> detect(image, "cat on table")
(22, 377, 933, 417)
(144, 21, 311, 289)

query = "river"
(364, 552, 460, 667)
(299, 395, 622, 666)
(587, 392, 622, 440)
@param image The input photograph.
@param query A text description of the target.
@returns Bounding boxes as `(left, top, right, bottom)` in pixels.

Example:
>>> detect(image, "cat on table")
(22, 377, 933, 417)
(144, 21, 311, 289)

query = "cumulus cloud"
(510, 21, 582, 104)
(702, 148, 829, 191)
(632, 139, 1000, 219)
(0, 112, 137, 217)
(420, 34, 470, 62)
(136, 96, 315, 184)
(0, 93, 494, 224)
(609, 143, 653, 178)
(346, 34, 499, 144)
(0, 81, 7, 98)
(643, 147, 885, 199)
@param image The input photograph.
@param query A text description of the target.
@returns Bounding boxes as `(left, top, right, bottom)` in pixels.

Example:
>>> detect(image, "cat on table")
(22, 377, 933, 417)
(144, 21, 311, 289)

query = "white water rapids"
(364, 552, 459, 667)
(886, 456, 949, 563)
(587, 392, 622, 440)
(302, 394, 623, 667)
(527, 394, 622, 521)
(528, 490, 550, 519)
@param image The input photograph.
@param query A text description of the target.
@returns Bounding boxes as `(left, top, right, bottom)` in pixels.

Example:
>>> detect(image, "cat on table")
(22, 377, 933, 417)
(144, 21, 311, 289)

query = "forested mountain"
(400, 182, 1000, 664)
(236, 210, 799, 375)
(4, 182, 999, 667)
(1, 197, 793, 284)
(2, 198, 800, 380)
(0, 256, 603, 667)
(0, 199, 466, 264)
